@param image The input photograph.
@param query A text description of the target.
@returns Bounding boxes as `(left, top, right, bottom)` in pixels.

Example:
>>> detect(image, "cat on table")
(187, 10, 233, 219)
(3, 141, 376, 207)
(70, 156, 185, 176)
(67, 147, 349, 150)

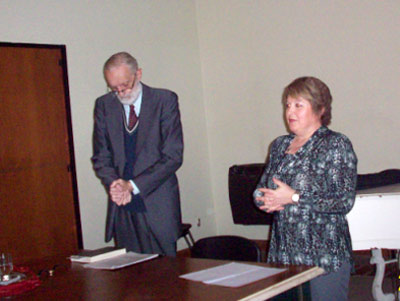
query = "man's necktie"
(128, 104, 138, 130)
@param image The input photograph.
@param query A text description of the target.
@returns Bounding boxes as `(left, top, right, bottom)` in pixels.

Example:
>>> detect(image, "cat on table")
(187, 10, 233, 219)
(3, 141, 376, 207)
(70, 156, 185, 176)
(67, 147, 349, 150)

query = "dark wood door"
(0, 43, 82, 264)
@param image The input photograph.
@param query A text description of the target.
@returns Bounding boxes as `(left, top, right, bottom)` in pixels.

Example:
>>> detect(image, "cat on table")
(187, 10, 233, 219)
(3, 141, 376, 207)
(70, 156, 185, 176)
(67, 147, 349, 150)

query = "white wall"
(1, 1, 399, 248)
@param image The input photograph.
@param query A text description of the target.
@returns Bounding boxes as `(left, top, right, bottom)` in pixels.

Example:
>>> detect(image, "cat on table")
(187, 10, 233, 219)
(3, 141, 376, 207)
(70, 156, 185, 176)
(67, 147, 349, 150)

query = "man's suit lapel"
(108, 95, 126, 176)
(135, 84, 152, 162)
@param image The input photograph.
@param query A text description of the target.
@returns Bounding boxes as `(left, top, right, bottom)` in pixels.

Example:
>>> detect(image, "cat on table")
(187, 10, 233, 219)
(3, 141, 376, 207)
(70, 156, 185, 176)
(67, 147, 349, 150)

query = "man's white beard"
(117, 81, 142, 105)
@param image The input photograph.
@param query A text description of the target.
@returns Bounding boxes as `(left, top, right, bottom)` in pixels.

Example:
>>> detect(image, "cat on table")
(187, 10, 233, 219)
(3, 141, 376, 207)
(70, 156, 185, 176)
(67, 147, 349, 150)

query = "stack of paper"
(83, 252, 159, 270)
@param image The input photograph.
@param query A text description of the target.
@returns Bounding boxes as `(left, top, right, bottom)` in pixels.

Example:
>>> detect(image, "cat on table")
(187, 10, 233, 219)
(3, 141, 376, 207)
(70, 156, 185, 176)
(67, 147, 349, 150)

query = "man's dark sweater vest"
(122, 126, 146, 212)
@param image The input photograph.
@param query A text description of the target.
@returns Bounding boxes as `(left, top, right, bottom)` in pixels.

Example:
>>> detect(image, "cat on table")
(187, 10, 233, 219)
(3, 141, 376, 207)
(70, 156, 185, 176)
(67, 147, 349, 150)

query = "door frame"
(0, 41, 83, 249)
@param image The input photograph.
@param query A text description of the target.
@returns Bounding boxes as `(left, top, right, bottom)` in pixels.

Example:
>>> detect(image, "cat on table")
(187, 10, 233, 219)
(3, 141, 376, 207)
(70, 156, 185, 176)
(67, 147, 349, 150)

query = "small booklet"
(83, 252, 159, 270)
(70, 247, 127, 263)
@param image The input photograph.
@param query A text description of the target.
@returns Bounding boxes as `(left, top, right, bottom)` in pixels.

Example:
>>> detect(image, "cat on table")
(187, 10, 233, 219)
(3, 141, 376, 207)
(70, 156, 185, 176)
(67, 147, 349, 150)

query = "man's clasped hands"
(109, 179, 133, 206)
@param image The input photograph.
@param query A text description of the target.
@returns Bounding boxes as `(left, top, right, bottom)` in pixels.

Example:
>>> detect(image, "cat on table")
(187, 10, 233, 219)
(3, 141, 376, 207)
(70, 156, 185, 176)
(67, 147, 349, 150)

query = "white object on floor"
(348, 183, 400, 301)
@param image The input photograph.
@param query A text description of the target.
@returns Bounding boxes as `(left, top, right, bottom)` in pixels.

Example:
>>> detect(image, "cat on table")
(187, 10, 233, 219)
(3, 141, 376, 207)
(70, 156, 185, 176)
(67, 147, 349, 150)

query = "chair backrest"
(228, 164, 273, 225)
(190, 235, 261, 262)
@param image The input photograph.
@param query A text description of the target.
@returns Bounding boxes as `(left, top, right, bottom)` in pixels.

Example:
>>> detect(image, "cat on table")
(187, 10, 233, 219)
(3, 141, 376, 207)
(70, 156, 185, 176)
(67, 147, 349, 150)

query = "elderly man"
(91, 52, 183, 256)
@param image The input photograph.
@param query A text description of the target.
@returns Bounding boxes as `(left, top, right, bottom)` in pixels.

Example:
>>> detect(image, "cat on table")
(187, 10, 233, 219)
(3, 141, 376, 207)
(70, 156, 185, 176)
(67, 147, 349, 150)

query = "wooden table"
(14, 256, 323, 300)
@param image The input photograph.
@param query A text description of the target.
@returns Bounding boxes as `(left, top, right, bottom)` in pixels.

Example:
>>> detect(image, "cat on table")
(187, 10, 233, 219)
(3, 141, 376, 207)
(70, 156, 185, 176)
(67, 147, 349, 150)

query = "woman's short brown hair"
(282, 76, 332, 126)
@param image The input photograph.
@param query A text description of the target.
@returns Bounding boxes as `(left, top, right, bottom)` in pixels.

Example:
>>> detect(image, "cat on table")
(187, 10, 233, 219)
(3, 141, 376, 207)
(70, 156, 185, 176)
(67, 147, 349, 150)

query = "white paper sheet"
(180, 262, 286, 287)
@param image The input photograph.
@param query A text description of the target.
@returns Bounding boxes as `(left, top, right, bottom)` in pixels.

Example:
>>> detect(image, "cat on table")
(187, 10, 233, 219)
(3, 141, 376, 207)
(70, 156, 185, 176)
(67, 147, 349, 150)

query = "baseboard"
(177, 248, 191, 258)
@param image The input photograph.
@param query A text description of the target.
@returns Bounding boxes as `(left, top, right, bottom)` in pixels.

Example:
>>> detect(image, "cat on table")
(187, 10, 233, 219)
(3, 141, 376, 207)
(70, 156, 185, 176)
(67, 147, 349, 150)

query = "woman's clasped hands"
(255, 178, 296, 213)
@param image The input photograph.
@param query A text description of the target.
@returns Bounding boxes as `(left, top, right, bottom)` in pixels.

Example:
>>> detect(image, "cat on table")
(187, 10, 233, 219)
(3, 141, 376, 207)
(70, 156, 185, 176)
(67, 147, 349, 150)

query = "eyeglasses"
(108, 75, 136, 96)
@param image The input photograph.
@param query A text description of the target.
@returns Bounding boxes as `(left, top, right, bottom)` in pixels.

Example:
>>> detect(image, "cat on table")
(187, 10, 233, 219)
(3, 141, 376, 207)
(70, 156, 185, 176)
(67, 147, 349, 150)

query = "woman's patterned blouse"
(254, 126, 357, 272)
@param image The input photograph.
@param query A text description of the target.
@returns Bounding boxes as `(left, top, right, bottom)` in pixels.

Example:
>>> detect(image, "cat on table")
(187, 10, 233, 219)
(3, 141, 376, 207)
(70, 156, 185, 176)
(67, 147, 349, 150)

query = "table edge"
(239, 266, 325, 301)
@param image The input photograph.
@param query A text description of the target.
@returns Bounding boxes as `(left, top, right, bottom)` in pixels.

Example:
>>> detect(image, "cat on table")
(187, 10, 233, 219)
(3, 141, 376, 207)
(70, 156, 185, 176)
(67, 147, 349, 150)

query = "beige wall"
(195, 1, 400, 238)
(0, 1, 215, 249)
(1, 1, 399, 248)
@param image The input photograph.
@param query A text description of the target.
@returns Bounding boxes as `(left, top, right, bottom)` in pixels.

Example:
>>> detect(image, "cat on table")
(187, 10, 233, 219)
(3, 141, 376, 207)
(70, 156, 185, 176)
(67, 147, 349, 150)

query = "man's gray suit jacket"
(91, 83, 184, 248)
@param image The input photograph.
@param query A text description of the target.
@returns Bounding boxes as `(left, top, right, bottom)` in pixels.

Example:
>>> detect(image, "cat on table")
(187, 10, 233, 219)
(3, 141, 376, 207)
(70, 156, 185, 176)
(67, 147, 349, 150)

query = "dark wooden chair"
(179, 223, 195, 249)
(190, 235, 261, 262)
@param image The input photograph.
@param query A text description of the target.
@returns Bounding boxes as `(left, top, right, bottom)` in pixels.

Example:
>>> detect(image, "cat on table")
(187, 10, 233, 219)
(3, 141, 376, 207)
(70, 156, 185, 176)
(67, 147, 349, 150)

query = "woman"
(254, 76, 357, 301)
